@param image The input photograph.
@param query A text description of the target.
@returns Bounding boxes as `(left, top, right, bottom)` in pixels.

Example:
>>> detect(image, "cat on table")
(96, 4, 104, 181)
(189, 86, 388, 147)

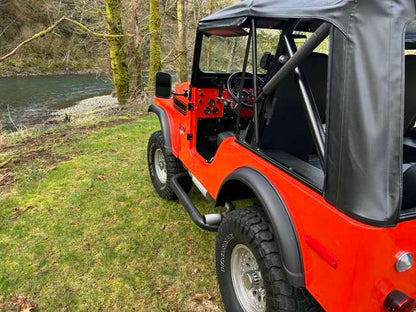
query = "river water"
(0, 74, 113, 130)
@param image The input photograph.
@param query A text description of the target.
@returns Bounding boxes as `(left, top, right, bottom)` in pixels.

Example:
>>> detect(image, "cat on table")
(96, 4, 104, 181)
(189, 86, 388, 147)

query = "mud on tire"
(216, 207, 323, 312)
(147, 130, 192, 200)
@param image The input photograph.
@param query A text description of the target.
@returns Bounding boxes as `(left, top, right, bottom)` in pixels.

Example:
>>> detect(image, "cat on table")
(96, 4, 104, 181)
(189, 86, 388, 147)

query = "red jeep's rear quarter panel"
(153, 89, 416, 311)
(207, 140, 416, 311)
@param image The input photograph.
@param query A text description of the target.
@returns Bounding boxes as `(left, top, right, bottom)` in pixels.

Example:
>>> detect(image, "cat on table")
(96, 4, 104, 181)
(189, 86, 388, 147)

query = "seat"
(403, 56, 416, 163)
(405, 55, 416, 136)
(403, 163, 416, 210)
(217, 131, 234, 146)
(260, 52, 328, 161)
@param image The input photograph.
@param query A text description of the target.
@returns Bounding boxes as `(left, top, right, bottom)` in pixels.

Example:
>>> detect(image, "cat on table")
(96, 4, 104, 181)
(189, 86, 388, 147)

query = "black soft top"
(199, 0, 416, 226)
(199, 0, 353, 35)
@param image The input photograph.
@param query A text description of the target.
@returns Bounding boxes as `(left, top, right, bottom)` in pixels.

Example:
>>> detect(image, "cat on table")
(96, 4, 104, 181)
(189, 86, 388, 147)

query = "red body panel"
(154, 83, 416, 311)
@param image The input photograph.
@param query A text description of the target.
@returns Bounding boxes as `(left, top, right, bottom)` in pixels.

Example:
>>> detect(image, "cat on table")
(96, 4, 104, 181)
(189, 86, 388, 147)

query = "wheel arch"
(215, 167, 305, 287)
(148, 104, 172, 154)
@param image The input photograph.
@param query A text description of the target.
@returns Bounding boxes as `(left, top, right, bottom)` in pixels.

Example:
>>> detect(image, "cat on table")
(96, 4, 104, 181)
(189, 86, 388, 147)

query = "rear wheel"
(216, 207, 322, 312)
(147, 131, 192, 200)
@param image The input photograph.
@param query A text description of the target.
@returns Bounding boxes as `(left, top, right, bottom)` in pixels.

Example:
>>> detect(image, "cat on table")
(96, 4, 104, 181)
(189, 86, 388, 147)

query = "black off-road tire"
(147, 131, 192, 200)
(216, 207, 323, 312)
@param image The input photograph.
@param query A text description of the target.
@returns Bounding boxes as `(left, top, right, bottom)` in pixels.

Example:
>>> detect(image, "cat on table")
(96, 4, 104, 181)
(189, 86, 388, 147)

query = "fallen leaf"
(0, 171, 16, 186)
(49, 164, 57, 171)
(9, 295, 35, 311)
(96, 174, 107, 181)
(24, 205, 34, 212)
(191, 293, 212, 301)
(167, 289, 179, 299)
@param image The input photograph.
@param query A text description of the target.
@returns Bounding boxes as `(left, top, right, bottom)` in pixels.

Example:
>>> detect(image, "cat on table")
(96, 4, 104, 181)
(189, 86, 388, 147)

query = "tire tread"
(147, 131, 192, 200)
(217, 207, 323, 312)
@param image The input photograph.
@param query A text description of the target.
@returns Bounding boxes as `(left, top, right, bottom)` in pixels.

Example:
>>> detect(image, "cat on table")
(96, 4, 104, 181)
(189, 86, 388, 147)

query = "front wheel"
(147, 131, 192, 200)
(216, 207, 322, 312)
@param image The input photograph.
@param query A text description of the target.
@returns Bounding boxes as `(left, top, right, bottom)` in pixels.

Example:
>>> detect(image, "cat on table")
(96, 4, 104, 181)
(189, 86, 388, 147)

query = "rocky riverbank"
(52, 95, 119, 119)
(0, 92, 149, 149)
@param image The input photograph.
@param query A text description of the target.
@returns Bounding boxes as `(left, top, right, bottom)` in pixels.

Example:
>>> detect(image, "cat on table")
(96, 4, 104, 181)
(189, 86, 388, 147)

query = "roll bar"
(255, 21, 330, 170)
(259, 22, 331, 97)
(283, 34, 326, 168)
(251, 18, 260, 147)
(235, 26, 252, 138)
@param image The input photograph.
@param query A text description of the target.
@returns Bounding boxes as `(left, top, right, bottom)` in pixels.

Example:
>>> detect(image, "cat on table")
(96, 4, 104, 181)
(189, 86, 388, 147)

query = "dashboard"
(193, 87, 253, 119)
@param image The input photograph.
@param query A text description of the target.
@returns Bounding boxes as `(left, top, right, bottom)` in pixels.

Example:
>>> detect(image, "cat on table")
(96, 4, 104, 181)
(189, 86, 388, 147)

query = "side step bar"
(171, 173, 221, 232)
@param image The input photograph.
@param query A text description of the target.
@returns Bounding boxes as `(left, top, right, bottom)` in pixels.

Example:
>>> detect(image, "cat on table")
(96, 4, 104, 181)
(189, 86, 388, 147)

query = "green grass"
(0, 115, 222, 311)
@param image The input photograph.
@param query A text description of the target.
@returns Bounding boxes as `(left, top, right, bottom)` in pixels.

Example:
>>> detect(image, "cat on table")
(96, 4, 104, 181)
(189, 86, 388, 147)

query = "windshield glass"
(200, 35, 250, 73)
(199, 29, 280, 73)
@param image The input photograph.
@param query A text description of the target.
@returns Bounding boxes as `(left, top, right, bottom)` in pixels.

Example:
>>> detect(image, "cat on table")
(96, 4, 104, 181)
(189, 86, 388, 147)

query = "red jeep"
(147, 0, 416, 311)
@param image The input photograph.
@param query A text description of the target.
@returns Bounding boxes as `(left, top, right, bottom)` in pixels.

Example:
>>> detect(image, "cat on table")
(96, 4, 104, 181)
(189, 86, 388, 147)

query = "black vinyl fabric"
(199, 0, 416, 225)
(325, 1, 415, 225)
(198, 0, 355, 35)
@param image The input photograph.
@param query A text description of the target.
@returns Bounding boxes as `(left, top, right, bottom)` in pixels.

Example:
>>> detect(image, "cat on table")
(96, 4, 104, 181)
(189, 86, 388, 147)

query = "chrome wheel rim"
(154, 148, 167, 184)
(231, 244, 266, 312)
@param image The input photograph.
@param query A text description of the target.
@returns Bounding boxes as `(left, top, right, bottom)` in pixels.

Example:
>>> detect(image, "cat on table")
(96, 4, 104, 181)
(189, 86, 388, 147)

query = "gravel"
(53, 95, 118, 117)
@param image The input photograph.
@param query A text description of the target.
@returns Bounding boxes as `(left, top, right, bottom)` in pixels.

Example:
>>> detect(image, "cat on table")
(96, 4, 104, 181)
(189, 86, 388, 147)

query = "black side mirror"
(155, 72, 172, 98)
(260, 52, 275, 71)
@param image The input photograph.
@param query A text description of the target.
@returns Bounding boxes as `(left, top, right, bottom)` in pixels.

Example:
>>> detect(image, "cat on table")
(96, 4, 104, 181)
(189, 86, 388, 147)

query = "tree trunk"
(148, 0, 162, 90)
(132, 0, 143, 90)
(176, 0, 187, 82)
(104, 0, 130, 104)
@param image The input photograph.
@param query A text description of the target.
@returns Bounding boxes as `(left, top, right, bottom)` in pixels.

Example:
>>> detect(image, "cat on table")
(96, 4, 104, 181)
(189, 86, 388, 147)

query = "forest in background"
(0, 0, 236, 92)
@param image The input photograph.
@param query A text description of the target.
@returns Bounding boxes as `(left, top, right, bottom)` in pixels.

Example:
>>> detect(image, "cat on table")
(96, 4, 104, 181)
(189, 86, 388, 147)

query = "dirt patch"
(0, 115, 146, 191)
(13, 149, 71, 166)
(0, 167, 15, 186)
(3, 117, 141, 153)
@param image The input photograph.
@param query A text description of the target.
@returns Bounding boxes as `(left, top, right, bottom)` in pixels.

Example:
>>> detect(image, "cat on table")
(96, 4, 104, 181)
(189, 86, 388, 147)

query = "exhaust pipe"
(203, 214, 222, 226)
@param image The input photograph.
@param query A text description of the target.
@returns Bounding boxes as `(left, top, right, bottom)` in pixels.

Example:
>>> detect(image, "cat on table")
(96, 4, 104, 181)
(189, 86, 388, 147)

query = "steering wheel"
(227, 72, 263, 108)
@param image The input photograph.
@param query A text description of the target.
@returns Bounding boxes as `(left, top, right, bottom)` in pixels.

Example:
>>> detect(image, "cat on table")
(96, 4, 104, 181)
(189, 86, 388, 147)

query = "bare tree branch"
(0, 16, 132, 62)
(162, 48, 176, 64)
(0, 19, 16, 39)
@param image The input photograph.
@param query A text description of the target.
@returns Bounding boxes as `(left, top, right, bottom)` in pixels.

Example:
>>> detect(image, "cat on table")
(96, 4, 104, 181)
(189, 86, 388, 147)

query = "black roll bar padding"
(258, 20, 299, 132)
(259, 22, 331, 98)
(283, 34, 326, 169)
(251, 18, 260, 148)
(170, 173, 219, 232)
(236, 27, 253, 138)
